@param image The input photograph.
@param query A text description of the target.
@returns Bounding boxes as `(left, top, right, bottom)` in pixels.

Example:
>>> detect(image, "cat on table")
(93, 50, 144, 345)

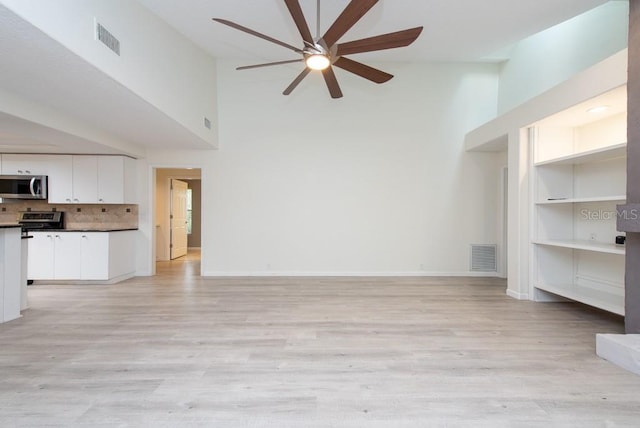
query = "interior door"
(170, 179, 189, 259)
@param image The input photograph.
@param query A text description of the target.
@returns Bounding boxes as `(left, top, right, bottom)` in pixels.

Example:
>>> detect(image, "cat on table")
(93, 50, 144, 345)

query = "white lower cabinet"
(53, 233, 82, 279)
(27, 231, 135, 282)
(80, 233, 109, 280)
(27, 233, 55, 280)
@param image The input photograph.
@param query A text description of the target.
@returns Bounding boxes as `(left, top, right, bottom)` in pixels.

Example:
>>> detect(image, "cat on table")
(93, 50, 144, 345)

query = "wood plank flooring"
(1, 253, 639, 427)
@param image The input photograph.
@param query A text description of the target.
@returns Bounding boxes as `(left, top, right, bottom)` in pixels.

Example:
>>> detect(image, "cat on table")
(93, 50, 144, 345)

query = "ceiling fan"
(213, 0, 423, 99)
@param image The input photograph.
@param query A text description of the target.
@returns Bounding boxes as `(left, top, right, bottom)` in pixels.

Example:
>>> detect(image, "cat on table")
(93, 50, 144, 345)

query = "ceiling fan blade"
(237, 59, 304, 70)
(213, 18, 303, 54)
(336, 27, 423, 56)
(284, 0, 314, 45)
(333, 57, 392, 84)
(322, 0, 379, 48)
(283, 68, 311, 95)
(322, 66, 343, 99)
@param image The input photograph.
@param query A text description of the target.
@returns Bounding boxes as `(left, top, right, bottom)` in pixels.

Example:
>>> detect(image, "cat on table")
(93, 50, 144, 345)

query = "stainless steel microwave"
(0, 175, 48, 199)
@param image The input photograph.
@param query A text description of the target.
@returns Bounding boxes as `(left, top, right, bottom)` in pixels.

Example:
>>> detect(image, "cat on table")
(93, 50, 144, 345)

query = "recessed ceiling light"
(587, 105, 610, 114)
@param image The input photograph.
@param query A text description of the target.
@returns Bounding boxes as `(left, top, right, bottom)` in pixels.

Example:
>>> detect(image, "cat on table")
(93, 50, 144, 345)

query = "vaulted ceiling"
(0, 0, 617, 155)
(137, 0, 609, 63)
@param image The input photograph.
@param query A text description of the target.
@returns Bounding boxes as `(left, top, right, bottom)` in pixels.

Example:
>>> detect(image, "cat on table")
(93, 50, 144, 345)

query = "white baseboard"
(597, 334, 640, 376)
(202, 271, 501, 278)
(506, 289, 529, 300)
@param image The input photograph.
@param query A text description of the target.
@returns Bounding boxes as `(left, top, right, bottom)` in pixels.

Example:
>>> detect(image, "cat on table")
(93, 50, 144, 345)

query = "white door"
(170, 179, 188, 259)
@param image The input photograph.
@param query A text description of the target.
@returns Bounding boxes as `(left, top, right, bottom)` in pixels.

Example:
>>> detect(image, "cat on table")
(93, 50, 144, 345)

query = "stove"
(18, 211, 64, 231)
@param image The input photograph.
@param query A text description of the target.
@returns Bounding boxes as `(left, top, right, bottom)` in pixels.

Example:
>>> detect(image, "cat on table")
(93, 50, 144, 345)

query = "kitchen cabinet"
(80, 233, 109, 280)
(27, 232, 55, 280)
(1, 154, 53, 175)
(27, 232, 81, 280)
(46, 155, 136, 204)
(47, 155, 73, 203)
(27, 230, 136, 282)
(72, 155, 99, 203)
(53, 233, 82, 279)
(97, 156, 137, 204)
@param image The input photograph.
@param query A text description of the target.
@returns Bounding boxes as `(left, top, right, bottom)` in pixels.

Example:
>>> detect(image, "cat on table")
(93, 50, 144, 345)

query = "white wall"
(197, 60, 502, 276)
(1, 0, 218, 147)
(498, 1, 629, 114)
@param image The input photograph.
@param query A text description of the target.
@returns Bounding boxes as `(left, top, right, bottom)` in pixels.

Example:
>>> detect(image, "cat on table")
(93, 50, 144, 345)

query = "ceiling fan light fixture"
(306, 54, 330, 70)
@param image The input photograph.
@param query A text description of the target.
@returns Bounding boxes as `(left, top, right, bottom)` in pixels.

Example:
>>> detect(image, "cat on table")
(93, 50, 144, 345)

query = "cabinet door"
(1, 154, 51, 175)
(97, 156, 124, 204)
(27, 232, 55, 280)
(108, 231, 136, 278)
(46, 155, 73, 203)
(80, 233, 109, 280)
(72, 156, 98, 203)
(53, 233, 81, 279)
(123, 157, 137, 204)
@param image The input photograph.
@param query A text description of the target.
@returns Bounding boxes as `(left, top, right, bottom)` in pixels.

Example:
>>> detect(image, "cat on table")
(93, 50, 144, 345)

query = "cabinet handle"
(25, 170, 31, 174)
(82, 235, 87, 238)
(66, 198, 71, 202)
(46, 235, 52, 238)
(73, 199, 79, 202)
(17, 170, 23, 174)
(55, 235, 60, 238)
(98, 199, 104, 202)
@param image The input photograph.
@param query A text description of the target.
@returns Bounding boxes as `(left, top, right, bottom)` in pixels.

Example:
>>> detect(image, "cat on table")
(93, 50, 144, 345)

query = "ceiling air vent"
(96, 21, 120, 56)
(470, 244, 497, 272)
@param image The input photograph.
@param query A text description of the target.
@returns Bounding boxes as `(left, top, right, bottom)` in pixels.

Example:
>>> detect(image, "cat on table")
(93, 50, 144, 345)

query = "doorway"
(155, 168, 202, 266)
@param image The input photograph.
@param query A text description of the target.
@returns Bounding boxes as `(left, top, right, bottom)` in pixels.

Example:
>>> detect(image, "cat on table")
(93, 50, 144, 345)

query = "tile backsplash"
(0, 200, 138, 230)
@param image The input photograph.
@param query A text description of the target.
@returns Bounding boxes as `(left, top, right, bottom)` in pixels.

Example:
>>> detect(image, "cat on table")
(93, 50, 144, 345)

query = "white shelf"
(534, 283, 624, 315)
(536, 196, 626, 205)
(533, 239, 625, 255)
(535, 142, 627, 166)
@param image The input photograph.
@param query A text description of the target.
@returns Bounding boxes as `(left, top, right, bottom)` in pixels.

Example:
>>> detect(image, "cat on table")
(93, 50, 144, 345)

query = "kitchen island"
(0, 225, 23, 323)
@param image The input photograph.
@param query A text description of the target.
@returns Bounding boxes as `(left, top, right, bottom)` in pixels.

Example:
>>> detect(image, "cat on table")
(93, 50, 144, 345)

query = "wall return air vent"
(95, 21, 120, 56)
(470, 244, 497, 272)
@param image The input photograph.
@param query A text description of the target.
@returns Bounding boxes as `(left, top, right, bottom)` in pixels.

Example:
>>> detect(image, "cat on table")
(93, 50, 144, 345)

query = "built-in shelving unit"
(536, 196, 626, 205)
(534, 142, 627, 166)
(530, 85, 627, 315)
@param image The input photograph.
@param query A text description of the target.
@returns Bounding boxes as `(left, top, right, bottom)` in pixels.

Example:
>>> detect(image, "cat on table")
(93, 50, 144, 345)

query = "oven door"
(0, 175, 48, 199)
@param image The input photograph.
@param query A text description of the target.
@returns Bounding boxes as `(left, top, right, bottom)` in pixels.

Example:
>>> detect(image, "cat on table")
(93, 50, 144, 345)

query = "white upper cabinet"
(1, 154, 53, 175)
(72, 156, 99, 204)
(97, 156, 137, 204)
(47, 155, 74, 203)
(49, 155, 136, 204)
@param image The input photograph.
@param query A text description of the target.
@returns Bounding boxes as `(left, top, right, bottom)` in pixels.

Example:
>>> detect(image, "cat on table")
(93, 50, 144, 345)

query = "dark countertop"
(0, 224, 21, 229)
(27, 228, 138, 232)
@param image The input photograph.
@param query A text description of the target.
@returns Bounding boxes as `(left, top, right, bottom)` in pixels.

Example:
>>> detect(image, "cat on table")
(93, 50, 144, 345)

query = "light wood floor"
(1, 254, 639, 427)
